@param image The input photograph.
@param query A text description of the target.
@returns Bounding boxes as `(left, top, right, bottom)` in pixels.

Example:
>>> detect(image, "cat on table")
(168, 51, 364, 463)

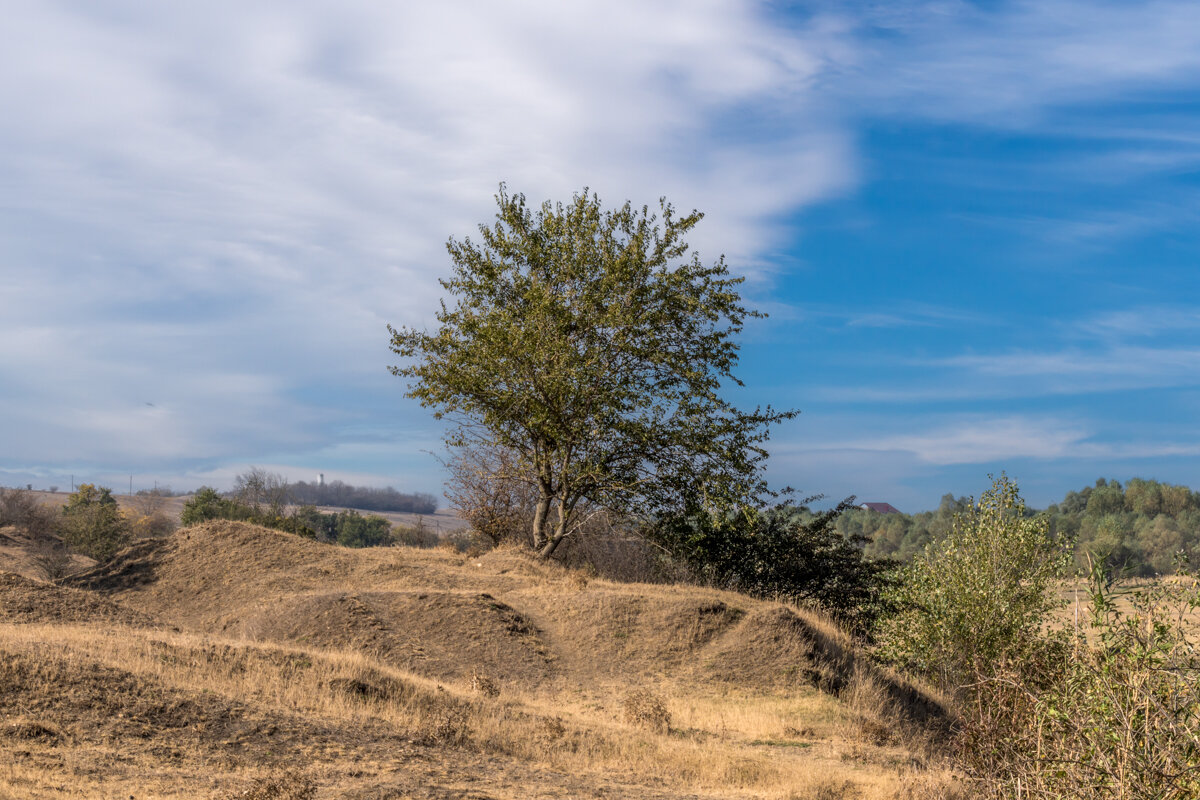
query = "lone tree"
(389, 187, 794, 558)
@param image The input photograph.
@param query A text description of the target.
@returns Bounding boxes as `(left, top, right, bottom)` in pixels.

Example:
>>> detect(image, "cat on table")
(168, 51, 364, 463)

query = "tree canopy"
(389, 186, 793, 557)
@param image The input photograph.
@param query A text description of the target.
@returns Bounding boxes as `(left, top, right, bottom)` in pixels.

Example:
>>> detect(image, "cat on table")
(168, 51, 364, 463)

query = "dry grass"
(0, 520, 960, 798)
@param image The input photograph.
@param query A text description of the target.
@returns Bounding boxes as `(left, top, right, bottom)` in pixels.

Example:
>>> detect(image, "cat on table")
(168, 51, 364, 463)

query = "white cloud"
(0, 1, 858, 479)
(1078, 307, 1200, 340)
(847, 1, 1200, 125)
(937, 347, 1200, 382)
(790, 416, 1090, 465)
(6, 0, 1200, 495)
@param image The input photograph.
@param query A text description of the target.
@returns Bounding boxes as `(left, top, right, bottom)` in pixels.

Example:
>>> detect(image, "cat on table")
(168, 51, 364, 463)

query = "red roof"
(860, 502, 901, 514)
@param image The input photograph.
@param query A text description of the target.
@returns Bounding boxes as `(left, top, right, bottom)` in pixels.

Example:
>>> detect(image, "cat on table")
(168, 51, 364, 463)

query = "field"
(0, 520, 957, 799)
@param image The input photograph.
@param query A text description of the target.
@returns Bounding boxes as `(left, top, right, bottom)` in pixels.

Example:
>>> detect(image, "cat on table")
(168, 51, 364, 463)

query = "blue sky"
(3, 1, 1200, 511)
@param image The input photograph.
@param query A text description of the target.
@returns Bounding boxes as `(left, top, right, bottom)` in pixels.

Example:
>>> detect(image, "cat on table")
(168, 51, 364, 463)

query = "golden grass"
(1, 522, 961, 797)
(0, 621, 956, 799)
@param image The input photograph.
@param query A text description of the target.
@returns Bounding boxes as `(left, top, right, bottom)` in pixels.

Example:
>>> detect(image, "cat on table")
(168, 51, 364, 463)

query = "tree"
(233, 467, 291, 514)
(389, 187, 794, 558)
(61, 484, 131, 562)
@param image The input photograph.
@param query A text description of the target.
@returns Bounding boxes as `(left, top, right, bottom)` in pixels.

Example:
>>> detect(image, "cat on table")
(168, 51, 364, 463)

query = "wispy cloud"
(1077, 306, 1200, 340)
(788, 414, 1200, 466)
(0, 1, 858, 487)
(6, 0, 1200, 500)
(936, 347, 1200, 382)
(813, 416, 1091, 465)
(847, 1, 1200, 125)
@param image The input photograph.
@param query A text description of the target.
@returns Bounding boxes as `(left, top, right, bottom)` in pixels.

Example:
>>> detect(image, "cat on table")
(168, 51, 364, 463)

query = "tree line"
(845, 477, 1200, 575)
(289, 479, 437, 514)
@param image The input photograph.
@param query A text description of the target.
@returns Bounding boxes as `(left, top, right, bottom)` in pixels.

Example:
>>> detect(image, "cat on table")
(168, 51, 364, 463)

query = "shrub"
(231, 769, 316, 800)
(623, 689, 671, 733)
(443, 441, 537, 547)
(962, 562, 1200, 799)
(182, 488, 317, 538)
(0, 486, 60, 540)
(181, 487, 252, 526)
(876, 475, 1070, 694)
(649, 501, 897, 634)
(332, 510, 392, 548)
(391, 519, 441, 548)
(60, 484, 131, 562)
(30, 540, 74, 582)
(550, 511, 690, 584)
(127, 488, 177, 538)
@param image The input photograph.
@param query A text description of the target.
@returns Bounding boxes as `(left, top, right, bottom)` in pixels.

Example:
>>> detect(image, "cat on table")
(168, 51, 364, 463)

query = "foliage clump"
(0, 486, 60, 540)
(877, 475, 1200, 798)
(959, 561, 1200, 799)
(623, 689, 671, 733)
(60, 484, 132, 563)
(650, 501, 896, 634)
(876, 474, 1070, 693)
(290, 507, 392, 548)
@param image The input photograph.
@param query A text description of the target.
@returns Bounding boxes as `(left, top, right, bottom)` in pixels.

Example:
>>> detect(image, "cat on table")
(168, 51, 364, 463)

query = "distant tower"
(318, 473, 325, 487)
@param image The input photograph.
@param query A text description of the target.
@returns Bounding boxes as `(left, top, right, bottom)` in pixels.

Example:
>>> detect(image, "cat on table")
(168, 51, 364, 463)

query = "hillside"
(2, 521, 955, 798)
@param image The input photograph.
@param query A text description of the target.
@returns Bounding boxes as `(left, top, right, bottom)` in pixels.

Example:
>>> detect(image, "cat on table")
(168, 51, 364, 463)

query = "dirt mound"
(0, 525, 96, 582)
(0, 571, 156, 627)
(242, 590, 555, 686)
(518, 589, 747, 678)
(698, 604, 949, 735)
(65, 521, 368, 628)
(57, 519, 948, 737)
(65, 536, 173, 592)
(700, 606, 854, 691)
(0, 647, 311, 755)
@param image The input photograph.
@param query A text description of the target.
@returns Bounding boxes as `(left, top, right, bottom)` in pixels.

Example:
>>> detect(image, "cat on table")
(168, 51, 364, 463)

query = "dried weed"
(624, 688, 671, 733)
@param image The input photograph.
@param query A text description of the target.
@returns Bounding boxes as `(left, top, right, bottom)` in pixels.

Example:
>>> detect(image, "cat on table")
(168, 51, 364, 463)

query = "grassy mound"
(0, 571, 154, 627)
(10, 520, 961, 798)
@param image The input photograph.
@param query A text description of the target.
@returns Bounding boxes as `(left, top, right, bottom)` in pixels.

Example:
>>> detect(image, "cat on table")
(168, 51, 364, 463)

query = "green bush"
(876, 475, 1071, 694)
(181, 488, 316, 539)
(181, 487, 252, 526)
(61, 484, 131, 562)
(648, 501, 897, 634)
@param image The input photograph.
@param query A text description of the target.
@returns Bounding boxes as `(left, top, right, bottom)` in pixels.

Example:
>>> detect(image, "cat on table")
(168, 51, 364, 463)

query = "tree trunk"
(537, 501, 571, 559)
(531, 493, 551, 551)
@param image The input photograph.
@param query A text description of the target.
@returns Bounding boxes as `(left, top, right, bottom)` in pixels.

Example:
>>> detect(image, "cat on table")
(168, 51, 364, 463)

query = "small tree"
(332, 510, 393, 548)
(443, 441, 539, 547)
(181, 487, 249, 526)
(0, 486, 60, 540)
(61, 484, 131, 562)
(390, 186, 793, 558)
(233, 467, 291, 514)
(877, 474, 1071, 694)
